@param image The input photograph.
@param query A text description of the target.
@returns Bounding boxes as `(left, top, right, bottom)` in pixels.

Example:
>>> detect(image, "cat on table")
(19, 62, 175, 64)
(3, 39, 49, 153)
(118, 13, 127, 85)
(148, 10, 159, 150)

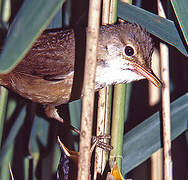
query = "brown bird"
(0, 22, 161, 122)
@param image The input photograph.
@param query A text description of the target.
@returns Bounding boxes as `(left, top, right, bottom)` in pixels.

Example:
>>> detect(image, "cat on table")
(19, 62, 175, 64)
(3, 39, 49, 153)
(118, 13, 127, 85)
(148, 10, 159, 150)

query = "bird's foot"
(91, 134, 113, 153)
(45, 105, 64, 123)
(69, 126, 113, 152)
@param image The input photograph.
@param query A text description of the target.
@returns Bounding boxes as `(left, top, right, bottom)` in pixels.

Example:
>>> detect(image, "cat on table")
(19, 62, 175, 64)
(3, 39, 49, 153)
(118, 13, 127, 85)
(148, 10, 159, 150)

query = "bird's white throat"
(95, 58, 145, 90)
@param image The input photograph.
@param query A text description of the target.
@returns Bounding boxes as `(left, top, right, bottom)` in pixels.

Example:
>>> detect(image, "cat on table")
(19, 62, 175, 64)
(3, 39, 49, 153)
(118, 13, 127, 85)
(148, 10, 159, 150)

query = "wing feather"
(14, 29, 75, 80)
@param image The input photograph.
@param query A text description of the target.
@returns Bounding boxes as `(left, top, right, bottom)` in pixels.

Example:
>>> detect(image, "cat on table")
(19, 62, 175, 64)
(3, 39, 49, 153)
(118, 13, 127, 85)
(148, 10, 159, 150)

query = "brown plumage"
(0, 22, 161, 122)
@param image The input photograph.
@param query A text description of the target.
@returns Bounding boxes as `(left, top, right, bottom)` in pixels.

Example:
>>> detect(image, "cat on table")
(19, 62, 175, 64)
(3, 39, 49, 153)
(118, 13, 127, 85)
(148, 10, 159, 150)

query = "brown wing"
(13, 29, 75, 80)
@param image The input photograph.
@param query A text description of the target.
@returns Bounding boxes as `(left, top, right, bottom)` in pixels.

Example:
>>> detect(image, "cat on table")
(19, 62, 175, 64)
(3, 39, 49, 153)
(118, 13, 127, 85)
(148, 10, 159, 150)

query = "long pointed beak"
(133, 63, 162, 88)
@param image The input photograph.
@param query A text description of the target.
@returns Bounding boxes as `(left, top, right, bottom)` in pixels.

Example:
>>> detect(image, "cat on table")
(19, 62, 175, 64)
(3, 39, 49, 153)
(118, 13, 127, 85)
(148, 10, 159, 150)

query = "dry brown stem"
(77, 0, 101, 179)
(157, 0, 173, 180)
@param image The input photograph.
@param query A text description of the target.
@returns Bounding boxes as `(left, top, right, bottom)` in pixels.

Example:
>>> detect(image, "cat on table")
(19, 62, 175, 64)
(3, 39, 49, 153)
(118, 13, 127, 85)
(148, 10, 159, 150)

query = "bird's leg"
(45, 106, 113, 151)
(45, 105, 64, 123)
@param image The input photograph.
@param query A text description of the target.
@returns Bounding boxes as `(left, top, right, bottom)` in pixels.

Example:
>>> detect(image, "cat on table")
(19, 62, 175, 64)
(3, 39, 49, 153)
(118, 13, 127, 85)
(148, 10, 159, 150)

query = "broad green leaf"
(29, 114, 50, 154)
(118, 1, 188, 57)
(122, 93, 188, 174)
(170, 0, 188, 46)
(0, 105, 26, 167)
(0, 0, 66, 73)
(69, 99, 81, 151)
(0, 144, 13, 180)
(29, 113, 50, 180)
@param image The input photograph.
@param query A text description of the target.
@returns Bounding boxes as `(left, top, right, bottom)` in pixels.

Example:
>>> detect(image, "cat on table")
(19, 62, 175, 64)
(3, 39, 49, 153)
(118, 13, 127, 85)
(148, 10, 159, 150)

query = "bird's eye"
(124, 46, 134, 56)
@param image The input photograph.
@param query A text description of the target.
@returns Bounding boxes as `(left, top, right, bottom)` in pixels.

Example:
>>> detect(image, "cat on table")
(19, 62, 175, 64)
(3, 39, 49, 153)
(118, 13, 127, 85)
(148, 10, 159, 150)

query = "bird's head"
(95, 22, 161, 90)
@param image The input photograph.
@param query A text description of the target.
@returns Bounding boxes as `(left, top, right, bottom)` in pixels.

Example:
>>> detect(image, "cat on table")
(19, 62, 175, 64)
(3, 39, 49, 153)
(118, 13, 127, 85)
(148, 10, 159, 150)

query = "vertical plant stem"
(157, 1, 173, 180)
(1, 0, 11, 22)
(24, 156, 31, 180)
(109, 0, 118, 23)
(102, 0, 110, 23)
(110, 84, 126, 168)
(150, 50, 162, 180)
(0, 87, 8, 146)
(160, 37, 172, 180)
(94, 0, 116, 178)
(9, 163, 14, 180)
(94, 87, 112, 178)
(77, 0, 101, 179)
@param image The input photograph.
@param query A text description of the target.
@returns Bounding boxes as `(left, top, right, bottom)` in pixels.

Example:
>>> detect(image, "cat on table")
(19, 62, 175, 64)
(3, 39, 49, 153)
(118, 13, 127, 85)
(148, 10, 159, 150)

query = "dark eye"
(124, 46, 134, 56)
